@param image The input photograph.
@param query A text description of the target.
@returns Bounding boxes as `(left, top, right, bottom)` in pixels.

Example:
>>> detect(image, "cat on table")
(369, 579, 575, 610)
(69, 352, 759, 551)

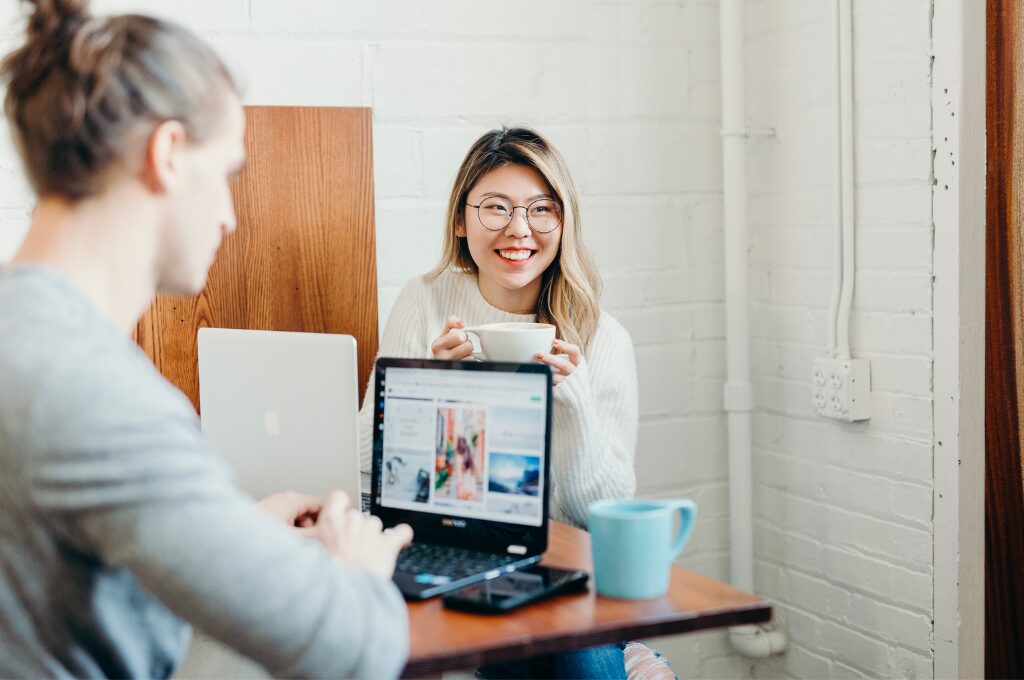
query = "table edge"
(401, 600, 772, 677)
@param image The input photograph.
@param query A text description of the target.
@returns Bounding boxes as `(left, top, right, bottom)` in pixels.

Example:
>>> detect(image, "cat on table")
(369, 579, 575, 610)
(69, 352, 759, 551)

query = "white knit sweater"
(358, 269, 638, 528)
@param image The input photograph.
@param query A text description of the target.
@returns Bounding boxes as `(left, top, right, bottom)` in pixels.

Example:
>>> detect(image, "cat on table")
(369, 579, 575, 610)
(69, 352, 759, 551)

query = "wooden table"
(404, 521, 772, 677)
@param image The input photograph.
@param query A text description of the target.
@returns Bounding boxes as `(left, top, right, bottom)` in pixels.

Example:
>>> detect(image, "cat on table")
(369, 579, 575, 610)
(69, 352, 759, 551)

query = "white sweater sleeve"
(358, 280, 429, 473)
(548, 316, 639, 528)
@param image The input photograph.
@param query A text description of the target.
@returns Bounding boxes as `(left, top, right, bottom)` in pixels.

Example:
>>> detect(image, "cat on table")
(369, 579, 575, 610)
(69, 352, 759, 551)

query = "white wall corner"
(931, 0, 986, 678)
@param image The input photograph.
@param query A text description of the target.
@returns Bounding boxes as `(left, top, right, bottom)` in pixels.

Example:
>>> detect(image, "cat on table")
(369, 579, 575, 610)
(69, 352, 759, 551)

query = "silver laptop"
(197, 328, 362, 505)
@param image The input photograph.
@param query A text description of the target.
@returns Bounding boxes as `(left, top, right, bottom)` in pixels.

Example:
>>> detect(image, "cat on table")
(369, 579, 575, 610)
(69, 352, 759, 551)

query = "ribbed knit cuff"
(552, 358, 593, 410)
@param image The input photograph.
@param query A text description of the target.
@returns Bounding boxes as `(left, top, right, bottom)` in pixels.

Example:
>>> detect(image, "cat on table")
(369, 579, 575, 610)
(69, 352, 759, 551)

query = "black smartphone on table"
(442, 565, 589, 614)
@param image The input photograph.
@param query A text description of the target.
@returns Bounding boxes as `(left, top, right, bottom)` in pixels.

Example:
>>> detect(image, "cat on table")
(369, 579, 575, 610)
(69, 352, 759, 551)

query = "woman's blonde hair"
(427, 127, 602, 353)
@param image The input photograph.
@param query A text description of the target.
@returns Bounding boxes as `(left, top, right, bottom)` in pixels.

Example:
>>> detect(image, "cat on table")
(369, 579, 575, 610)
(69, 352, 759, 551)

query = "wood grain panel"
(404, 522, 771, 677)
(986, 1, 1024, 676)
(135, 106, 378, 413)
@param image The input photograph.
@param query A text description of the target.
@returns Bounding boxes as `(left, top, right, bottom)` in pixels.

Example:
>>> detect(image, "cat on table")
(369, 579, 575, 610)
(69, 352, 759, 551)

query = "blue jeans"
(476, 643, 627, 679)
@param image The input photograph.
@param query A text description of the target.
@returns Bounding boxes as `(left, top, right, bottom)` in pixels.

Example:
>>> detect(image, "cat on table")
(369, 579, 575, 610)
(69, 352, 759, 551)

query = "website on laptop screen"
(378, 367, 548, 527)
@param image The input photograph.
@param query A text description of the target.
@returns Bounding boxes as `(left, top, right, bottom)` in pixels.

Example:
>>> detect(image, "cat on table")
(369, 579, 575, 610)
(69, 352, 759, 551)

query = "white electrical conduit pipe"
(718, 0, 787, 658)
(835, 0, 856, 359)
(827, 0, 843, 358)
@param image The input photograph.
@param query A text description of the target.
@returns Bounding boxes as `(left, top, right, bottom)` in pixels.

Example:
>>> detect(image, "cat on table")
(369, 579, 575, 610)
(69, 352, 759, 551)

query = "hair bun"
(25, 0, 91, 40)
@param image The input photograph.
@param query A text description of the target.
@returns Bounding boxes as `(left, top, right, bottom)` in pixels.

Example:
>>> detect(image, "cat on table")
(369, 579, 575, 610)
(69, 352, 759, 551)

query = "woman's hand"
(535, 339, 582, 385)
(431, 315, 475, 360)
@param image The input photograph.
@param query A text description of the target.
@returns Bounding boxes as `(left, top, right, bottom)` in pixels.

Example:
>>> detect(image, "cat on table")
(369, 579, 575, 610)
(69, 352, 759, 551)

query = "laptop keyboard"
(396, 543, 519, 580)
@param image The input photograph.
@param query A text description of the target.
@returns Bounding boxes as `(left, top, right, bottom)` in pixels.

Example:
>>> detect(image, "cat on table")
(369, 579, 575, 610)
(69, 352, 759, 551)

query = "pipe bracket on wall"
(719, 127, 777, 138)
(724, 381, 753, 412)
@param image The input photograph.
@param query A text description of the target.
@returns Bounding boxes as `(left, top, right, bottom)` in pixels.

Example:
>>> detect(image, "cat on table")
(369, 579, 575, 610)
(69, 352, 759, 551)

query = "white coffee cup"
(463, 322, 556, 363)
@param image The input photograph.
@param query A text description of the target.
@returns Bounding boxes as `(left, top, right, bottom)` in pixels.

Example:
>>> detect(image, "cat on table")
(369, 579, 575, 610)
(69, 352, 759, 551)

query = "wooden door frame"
(934, 0, 986, 678)
(985, 1, 1024, 677)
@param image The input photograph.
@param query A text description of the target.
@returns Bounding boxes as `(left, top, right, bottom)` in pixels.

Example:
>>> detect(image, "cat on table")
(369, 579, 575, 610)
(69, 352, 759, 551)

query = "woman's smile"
(495, 247, 537, 266)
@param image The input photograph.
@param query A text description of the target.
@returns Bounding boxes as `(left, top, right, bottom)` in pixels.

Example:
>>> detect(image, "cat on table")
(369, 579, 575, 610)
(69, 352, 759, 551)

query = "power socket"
(812, 357, 871, 421)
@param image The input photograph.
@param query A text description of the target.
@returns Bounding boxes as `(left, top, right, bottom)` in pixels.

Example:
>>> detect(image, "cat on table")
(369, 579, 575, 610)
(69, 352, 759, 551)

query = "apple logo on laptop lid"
(264, 409, 281, 437)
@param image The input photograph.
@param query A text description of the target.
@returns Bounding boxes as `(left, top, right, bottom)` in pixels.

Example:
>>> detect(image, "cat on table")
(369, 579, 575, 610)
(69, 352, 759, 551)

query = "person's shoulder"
(398, 268, 477, 307)
(0, 270, 194, 425)
(0, 268, 110, 386)
(594, 309, 633, 349)
(584, 310, 637, 386)
(0, 266, 84, 336)
(396, 268, 448, 300)
(0, 305, 197, 467)
(51, 331, 194, 428)
(417, 267, 474, 294)
(383, 270, 453, 335)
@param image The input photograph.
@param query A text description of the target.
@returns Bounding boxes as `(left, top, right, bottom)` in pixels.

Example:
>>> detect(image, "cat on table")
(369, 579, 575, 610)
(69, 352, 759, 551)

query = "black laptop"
(370, 357, 552, 600)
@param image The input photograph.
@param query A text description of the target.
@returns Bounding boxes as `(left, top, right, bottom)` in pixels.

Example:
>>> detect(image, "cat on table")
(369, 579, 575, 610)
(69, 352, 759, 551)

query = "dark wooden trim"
(986, 0, 1024, 676)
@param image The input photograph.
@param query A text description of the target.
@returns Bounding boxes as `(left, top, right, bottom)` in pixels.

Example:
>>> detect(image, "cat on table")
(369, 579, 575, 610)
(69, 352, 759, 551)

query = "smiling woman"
(431, 127, 602, 351)
(359, 126, 638, 529)
(356, 127, 648, 678)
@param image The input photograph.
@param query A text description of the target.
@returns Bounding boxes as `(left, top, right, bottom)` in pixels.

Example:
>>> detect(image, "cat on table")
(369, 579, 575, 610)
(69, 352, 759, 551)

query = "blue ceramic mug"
(588, 498, 698, 599)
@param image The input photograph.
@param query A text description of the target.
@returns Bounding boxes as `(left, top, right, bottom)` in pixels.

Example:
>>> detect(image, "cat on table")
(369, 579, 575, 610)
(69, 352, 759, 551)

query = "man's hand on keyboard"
(310, 491, 414, 580)
(257, 491, 323, 530)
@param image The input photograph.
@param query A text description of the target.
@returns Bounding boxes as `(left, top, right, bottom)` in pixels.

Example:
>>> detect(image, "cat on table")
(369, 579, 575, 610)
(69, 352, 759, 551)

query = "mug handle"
(666, 499, 698, 561)
(462, 328, 484, 361)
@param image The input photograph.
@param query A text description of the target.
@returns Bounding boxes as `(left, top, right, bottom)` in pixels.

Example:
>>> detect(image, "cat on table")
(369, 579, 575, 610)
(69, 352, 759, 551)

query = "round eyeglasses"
(467, 197, 563, 234)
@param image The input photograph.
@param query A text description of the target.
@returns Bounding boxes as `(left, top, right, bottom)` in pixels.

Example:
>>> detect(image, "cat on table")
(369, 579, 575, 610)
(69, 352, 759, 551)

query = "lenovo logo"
(441, 518, 467, 528)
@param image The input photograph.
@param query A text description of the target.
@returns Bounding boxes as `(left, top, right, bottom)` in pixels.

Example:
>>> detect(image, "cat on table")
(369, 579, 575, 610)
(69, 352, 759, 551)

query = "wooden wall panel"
(135, 106, 378, 413)
(986, 1, 1024, 676)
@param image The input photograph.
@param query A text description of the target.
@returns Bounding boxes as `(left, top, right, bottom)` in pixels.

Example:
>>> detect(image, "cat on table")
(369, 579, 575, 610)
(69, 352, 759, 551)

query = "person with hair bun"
(0, 1, 412, 678)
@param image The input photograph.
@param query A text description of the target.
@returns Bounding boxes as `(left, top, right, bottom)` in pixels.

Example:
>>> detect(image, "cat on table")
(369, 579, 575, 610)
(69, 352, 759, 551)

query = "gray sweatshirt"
(0, 265, 408, 679)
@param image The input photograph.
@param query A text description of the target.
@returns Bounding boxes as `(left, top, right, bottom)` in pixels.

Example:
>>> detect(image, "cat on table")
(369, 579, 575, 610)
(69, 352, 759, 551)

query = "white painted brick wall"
(0, 2, 730, 676)
(0, 0, 940, 677)
(742, 0, 936, 679)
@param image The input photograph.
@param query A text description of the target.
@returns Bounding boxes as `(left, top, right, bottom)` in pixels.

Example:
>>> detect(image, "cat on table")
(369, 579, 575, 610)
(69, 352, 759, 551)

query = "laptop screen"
(370, 358, 552, 554)
(377, 365, 548, 526)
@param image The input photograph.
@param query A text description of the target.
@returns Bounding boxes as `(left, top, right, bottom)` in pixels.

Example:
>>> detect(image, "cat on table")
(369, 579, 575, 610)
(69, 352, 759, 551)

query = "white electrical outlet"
(812, 357, 871, 421)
